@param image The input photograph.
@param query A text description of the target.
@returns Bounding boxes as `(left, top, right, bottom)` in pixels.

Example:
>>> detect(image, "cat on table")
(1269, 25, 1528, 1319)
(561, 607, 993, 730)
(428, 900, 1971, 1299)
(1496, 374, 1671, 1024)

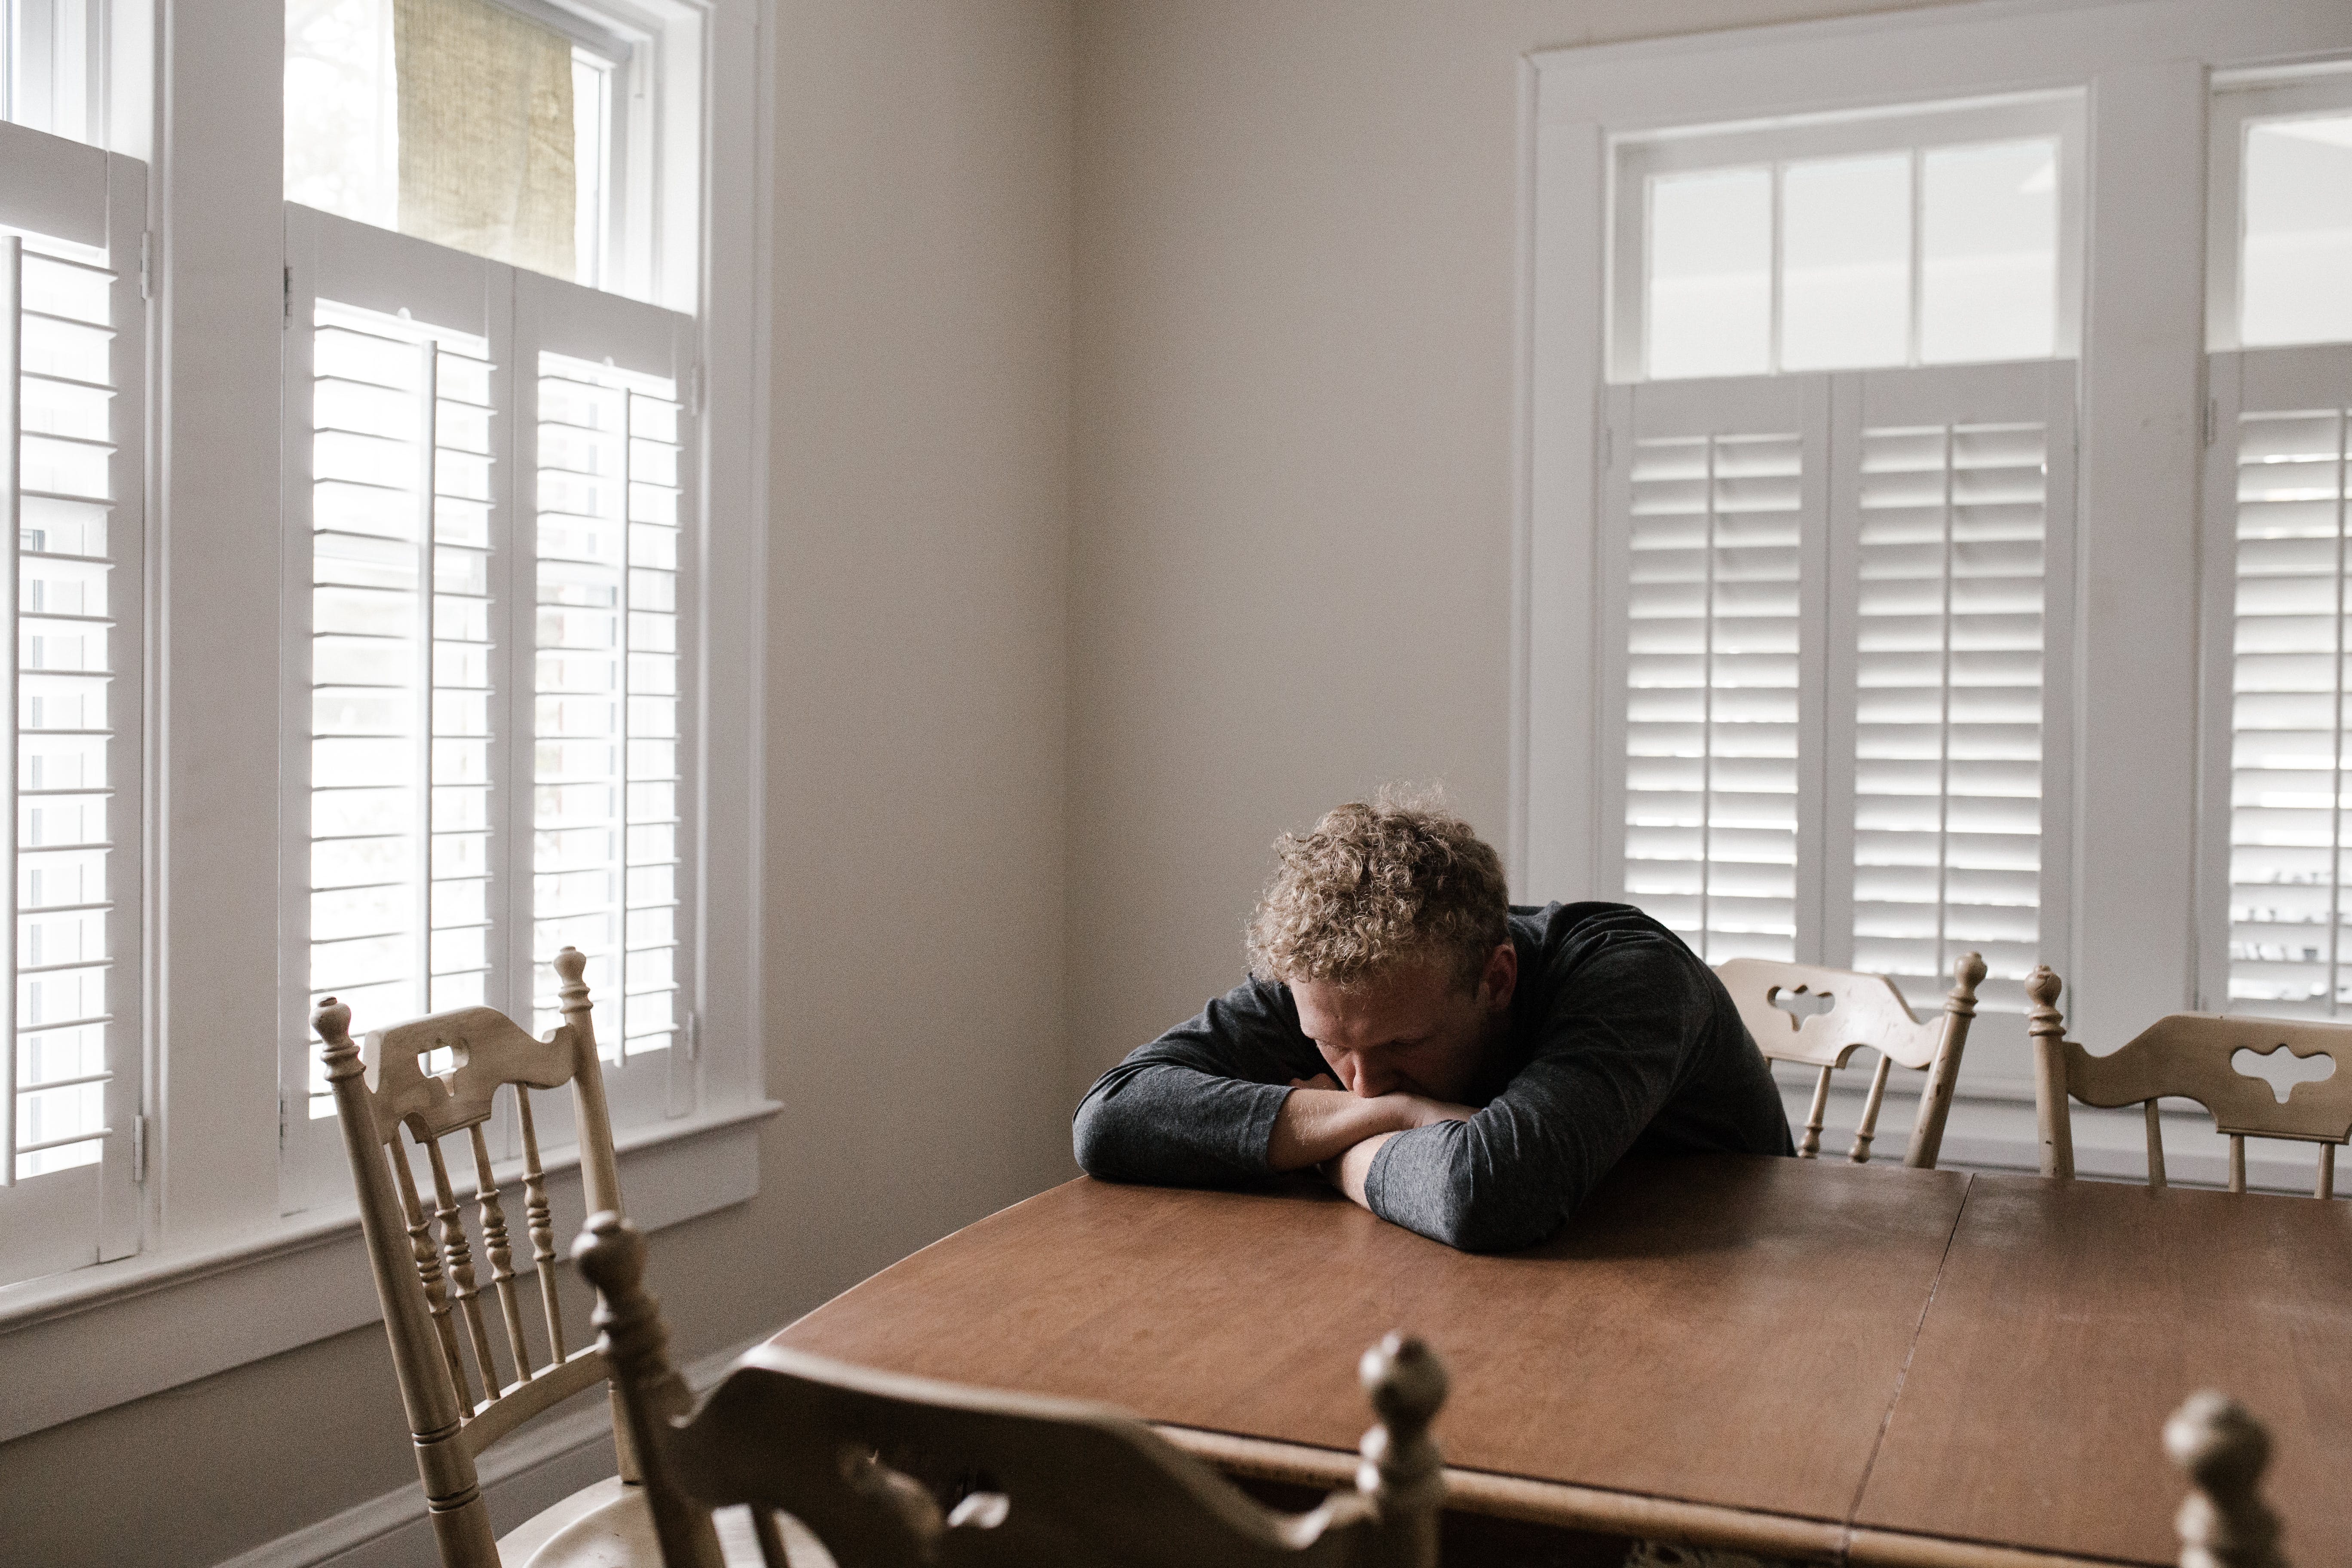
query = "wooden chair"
(2168, 1390, 2290, 1567)
(1715, 952, 1988, 1168)
(317, 946, 649, 1567)
(2024, 967, 2352, 1195)
(571, 1211, 1452, 1568)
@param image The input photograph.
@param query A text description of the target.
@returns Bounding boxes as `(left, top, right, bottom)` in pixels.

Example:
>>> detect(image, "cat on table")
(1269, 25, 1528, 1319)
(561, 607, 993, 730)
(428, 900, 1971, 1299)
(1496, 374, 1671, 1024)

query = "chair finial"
(1953, 950, 1989, 991)
(2026, 965, 2061, 1011)
(1357, 1333, 1447, 1537)
(314, 996, 362, 1081)
(554, 945, 588, 987)
(2167, 1390, 2287, 1568)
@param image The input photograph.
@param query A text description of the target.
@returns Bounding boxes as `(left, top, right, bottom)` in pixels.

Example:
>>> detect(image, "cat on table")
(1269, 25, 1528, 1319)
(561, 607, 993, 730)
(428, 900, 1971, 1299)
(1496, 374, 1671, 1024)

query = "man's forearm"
(1266, 1088, 1412, 1171)
(1325, 1131, 1393, 1206)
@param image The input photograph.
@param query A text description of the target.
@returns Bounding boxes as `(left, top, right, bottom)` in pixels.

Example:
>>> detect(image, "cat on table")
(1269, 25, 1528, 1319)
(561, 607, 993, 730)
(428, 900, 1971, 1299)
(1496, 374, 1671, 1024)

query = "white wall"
(0, 2, 1076, 1562)
(1064, 0, 1969, 1096)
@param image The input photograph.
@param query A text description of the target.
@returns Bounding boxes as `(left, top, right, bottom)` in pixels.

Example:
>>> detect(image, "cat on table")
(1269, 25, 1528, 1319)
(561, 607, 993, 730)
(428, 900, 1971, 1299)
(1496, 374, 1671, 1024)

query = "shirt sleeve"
(1072, 980, 1323, 1187)
(1361, 927, 1712, 1252)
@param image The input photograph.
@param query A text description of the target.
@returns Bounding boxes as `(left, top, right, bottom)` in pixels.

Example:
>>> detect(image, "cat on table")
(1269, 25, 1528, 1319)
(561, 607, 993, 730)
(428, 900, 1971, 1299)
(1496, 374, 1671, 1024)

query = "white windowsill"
(0, 1096, 781, 1443)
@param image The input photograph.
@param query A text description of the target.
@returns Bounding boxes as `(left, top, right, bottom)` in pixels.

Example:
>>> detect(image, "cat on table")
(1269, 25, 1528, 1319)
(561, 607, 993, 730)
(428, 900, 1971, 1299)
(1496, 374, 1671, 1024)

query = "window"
(0, 118, 142, 1286)
(284, 0, 687, 305)
(2203, 68, 2352, 1020)
(1593, 97, 2083, 1014)
(3, 0, 104, 147)
(1614, 97, 2084, 383)
(278, 205, 698, 1211)
(1604, 362, 2073, 1013)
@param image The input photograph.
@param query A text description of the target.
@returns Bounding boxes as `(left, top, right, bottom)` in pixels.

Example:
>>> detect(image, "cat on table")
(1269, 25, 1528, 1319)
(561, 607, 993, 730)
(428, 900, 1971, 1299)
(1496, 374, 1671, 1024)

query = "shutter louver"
(533, 352, 682, 1061)
(1852, 420, 2047, 1012)
(1624, 430, 1804, 962)
(2226, 407, 2349, 1017)
(303, 301, 499, 1109)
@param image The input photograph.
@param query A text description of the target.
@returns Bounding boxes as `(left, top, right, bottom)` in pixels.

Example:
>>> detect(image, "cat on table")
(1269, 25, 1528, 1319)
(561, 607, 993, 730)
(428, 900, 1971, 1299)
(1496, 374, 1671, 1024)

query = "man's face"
(1289, 944, 1517, 1105)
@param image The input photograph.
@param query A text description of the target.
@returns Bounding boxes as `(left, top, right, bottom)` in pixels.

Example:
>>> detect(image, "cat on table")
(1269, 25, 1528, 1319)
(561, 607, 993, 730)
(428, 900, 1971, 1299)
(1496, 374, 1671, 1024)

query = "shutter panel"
(1607, 377, 1826, 963)
(1839, 361, 2071, 1013)
(0, 141, 145, 1286)
(300, 300, 501, 1109)
(2214, 346, 2352, 1017)
(530, 351, 684, 1063)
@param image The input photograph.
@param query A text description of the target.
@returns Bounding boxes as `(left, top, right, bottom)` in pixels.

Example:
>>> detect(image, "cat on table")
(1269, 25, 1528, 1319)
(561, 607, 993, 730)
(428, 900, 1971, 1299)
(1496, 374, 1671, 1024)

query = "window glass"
(1781, 153, 1910, 371)
(3, 0, 99, 146)
(1920, 140, 2058, 364)
(285, 0, 604, 284)
(1646, 167, 1771, 381)
(2242, 114, 2352, 349)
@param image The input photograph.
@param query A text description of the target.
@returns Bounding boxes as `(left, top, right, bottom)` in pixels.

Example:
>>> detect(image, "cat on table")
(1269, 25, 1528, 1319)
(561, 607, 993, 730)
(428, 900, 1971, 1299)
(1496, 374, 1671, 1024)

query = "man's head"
(1245, 792, 1516, 1104)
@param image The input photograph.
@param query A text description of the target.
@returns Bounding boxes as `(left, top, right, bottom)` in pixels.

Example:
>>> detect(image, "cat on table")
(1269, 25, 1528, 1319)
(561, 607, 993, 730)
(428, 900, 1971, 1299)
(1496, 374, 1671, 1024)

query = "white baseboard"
(212, 1339, 762, 1568)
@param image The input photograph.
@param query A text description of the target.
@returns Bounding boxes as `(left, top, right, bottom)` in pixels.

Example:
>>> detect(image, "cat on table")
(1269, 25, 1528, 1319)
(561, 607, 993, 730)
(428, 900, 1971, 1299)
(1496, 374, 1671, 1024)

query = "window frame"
(0, 0, 773, 1442)
(1523, 0, 2352, 1174)
(2205, 65, 2352, 356)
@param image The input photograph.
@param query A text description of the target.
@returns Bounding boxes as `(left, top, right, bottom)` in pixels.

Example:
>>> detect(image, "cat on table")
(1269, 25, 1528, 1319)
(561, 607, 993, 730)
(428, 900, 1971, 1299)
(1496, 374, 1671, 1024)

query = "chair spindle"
(469, 1120, 535, 1381)
(2230, 1135, 2248, 1196)
(2318, 1144, 2335, 1201)
(2146, 1100, 2168, 1190)
(1850, 1053, 1893, 1163)
(427, 1136, 505, 1402)
(1800, 1066, 1832, 1159)
(516, 1089, 565, 1361)
(392, 1133, 474, 1405)
(2166, 1390, 2289, 1568)
(749, 1510, 791, 1568)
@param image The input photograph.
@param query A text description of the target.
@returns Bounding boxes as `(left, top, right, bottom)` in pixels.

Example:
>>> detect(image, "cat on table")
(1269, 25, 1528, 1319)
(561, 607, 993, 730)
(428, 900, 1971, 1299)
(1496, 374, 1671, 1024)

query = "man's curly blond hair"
(1245, 790, 1510, 992)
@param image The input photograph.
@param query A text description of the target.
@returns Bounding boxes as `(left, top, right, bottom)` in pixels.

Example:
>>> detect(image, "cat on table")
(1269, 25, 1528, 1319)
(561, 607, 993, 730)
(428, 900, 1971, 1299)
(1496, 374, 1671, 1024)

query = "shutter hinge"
(283, 265, 294, 329)
(686, 360, 704, 420)
(1600, 424, 1614, 471)
(684, 1011, 701, 1063)
(2204, 397, 2217, 448)
(131, 1113, 147, 1185)
(138, 231, 152, 301)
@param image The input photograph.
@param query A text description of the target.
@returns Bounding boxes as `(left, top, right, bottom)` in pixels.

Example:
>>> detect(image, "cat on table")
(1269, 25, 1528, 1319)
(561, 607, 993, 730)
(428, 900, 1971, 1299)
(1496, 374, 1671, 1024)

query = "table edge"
(1152, 1428, 2145, 1568)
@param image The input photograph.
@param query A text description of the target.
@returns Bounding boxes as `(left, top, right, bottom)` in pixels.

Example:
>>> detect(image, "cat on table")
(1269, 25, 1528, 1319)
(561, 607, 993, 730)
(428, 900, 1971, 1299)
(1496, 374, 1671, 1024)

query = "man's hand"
(1265, 1074, 1475, 1176)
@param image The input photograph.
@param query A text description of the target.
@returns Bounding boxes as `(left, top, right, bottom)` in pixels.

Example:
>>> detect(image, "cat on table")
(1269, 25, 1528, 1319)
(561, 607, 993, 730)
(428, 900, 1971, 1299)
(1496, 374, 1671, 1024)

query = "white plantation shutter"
(0, 126, 144, 1287)
(2206, 346, 2352, 1017)
(299, 301, 500, 1109)
(280, 210, 700, 1207)
(517, 273, 695, 1120)
(1604, 377, 1827, 963)
(1602, 363, 2073, 1006)
(1834, 362, 2075, 1014)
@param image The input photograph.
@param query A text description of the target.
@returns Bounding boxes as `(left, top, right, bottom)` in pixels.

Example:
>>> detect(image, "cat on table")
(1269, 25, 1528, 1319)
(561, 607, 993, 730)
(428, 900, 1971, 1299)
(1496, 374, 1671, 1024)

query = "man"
(1072, 793, 1793, 1252)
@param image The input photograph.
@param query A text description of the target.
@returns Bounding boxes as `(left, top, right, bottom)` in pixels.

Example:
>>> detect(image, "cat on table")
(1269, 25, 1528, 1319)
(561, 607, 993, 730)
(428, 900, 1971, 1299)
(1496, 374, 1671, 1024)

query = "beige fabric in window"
(394, 0, 576, 280)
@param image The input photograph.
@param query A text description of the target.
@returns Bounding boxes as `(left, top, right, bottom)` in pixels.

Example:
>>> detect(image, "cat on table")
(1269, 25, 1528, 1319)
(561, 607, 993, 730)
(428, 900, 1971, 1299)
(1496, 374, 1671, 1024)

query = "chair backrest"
(1715, 951, 1988, 1168)
(2167, 1390, 2291, 1567)
(314, 945, 628, 1568)
(573, 1213, 1451, 1568)
(2024, 965, 2352, 1196)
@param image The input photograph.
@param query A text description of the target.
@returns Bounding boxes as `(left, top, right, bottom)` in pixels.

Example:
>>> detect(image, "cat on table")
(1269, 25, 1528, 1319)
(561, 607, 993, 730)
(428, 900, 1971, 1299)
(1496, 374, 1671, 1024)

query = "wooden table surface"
(769, 1158, 2350, 1567)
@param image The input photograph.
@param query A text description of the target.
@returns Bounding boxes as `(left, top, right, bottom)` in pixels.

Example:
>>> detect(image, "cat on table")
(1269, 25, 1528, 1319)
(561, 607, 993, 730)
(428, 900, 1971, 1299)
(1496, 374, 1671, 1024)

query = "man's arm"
(1351, 931, 1718, 1252)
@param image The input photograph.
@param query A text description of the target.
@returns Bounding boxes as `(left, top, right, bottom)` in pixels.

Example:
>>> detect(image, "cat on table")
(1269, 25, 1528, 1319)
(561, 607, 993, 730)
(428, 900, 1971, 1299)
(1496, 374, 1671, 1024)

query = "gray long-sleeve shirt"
(1072, 901, 1794, 1252)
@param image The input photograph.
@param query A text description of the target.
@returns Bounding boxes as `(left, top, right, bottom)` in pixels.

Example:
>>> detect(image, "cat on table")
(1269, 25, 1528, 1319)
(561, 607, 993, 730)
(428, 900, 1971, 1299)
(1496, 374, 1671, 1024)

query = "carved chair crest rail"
(1715, 951, 1988, 1169)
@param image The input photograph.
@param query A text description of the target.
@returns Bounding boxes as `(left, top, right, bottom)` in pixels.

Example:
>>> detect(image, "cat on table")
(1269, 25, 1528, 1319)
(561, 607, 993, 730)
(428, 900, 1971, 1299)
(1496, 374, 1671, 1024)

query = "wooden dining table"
(768, 1155, 2352, 1567)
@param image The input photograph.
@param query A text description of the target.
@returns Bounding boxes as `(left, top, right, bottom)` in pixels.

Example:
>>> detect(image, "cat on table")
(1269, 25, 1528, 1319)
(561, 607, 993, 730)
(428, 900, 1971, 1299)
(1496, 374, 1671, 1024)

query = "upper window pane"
(1781, 153, 1909, 372)
(286, 0, 614, 287)
(1618, 97, 2079, 382)
(4, 0, 102, 146)
(1646, 167, 1770, 380)
(1920, 140, 2058, 364)
(2241, 114, 2352, 349)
